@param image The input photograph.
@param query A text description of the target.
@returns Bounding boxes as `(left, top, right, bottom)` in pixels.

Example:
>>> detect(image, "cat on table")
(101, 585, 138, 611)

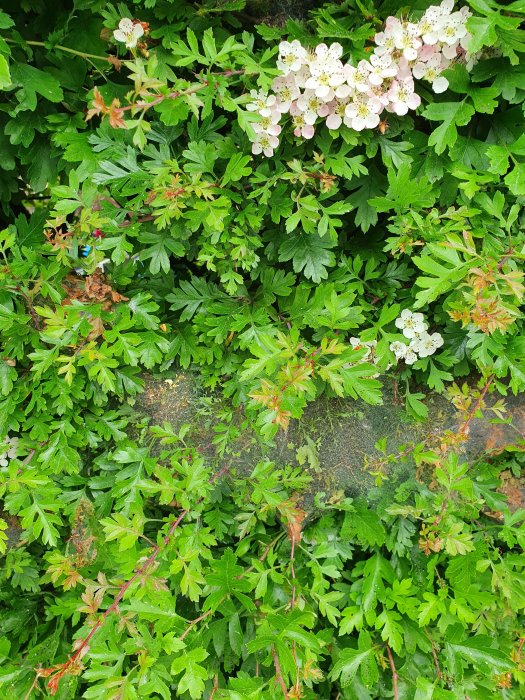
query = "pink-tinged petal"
(393, 101, 409, 116)
(368, 97, 383, 113)
(302, 124, 315, 139)
(276, 100, 291, 113)
(419, 44, 437, 61)
(252, 142, 262, 155)
(442, 42, 459, 59)
(317, 103, 330, 117)
(407, 93, 421, 109)
(326, 113, 342, 129)
(263, 147, 274, 157)
(412, 62, 426, 79)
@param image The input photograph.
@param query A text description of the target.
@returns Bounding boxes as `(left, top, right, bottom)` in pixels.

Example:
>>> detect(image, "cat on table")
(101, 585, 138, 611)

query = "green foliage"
(0, 0, 524, 698)
(1, 424, 524, 699)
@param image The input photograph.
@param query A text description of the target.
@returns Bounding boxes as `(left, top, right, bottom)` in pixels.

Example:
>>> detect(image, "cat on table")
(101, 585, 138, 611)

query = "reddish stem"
(272, 647, 290, 699)
(385, 644, 399, 700)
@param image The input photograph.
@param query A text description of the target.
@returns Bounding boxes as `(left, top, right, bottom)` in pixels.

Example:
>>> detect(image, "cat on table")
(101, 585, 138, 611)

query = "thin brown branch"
(425, 631, 443, 680)
(385, 644, 399, 700)
(272, 647, 290, 700)
(22, 674, 39, 700)
(458, 375, 494, 437)
(36, 464, 230, 695)
(208, 674, 219, 699)
(180, 607, 214, 641)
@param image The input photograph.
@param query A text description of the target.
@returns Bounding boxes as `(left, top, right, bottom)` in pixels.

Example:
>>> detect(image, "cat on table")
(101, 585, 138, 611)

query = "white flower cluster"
(113, 18, 144, 49)
(0, 436, 18, 467)
(390, 310, 443, 365)
(248, 0, 476, 155)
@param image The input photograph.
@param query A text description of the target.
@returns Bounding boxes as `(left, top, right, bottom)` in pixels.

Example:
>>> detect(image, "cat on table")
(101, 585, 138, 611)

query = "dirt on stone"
(134, 372, 525, 511)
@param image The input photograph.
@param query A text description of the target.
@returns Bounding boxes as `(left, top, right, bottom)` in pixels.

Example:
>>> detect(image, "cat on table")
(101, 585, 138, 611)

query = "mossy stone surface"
(135, 372, 525, 510)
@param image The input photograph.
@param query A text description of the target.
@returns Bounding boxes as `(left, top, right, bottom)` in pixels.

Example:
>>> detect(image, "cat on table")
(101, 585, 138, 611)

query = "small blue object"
(79, 245, 92, 258)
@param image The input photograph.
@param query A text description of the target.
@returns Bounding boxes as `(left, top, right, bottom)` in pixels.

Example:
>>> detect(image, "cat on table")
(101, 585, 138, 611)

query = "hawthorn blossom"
(277, 40, 307, 74)
(305, 62, 345, 101)
(247, 1, 478, 157)
(293, 118, 315, 139)
(438, 12, 469, 45)
(374, 17, 400, 57)
(296, 91, 330, 125)
(0, 436, 18, 467)
(410, 332, 444, 357)
(404, 348, 419, 365)
(113, 18, 144, 49)
(412, 54, 449, 93)
(344, 94, 383, 131)
(391, 21, 422, 61)
(272, 75, 300, 112)
(360, 54, 398, 87)
(389, 341, 407, 360)
(252, 112, 282, 137)
(387, 78, 421, 116)
(395, 310, 428, 339)
(251, 132, 280, 157)
(246, 90, 277, 117)
(325, 99, 349, 130)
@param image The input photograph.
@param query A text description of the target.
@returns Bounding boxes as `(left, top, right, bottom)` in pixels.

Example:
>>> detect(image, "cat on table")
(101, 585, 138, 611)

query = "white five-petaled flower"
(251, 132, 280, 157)
(277, 40, 308, 74)
(344, 94, 383, 131)
(404, 348, 419, 365)
(252, 112, 282, 136)
(395, 309, 428, 339)
(389, 341, 407, 360)
(412, 54, 449, 93)
(304, 62, 346, 102)
(359, 54, 398, 87)
(271, 76, 300, 113)
(391, 21, 422, 61)
(438, 12, 469, 45)
(296, 90, 331, 125)
(0, 435, 18, 467)
(387, 78, 421, 116)
(246, 90, 277, 117)
(410, 331, 444, 357)
(113, 18, 144, 49)
(325, 98, 349, 130)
